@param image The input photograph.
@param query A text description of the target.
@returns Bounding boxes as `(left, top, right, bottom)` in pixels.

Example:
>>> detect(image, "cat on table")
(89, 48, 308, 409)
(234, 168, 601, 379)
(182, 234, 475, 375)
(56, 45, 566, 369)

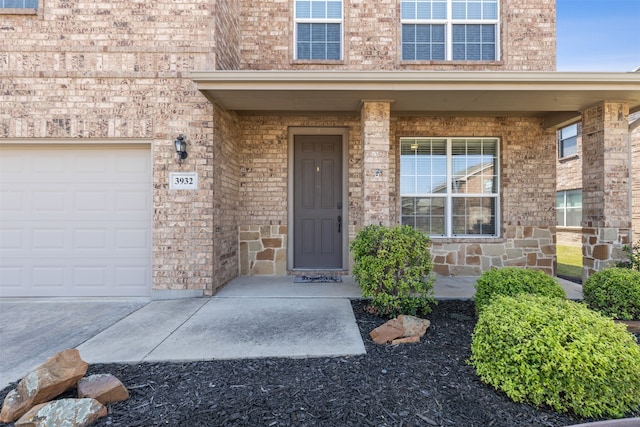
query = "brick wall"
(236, 114, 556, 276)
(0, 0, 225, 293)
(239, 0, 556, 71)
(581, 102, 632, 277)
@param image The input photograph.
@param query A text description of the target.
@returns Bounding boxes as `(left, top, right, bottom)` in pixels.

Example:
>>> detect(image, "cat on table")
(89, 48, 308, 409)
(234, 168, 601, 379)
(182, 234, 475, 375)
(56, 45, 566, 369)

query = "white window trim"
(293, 1, 344, 61)
(401, 0, 501, 61)
(557, 189, 582, 228)
(401, 137, 500, 238)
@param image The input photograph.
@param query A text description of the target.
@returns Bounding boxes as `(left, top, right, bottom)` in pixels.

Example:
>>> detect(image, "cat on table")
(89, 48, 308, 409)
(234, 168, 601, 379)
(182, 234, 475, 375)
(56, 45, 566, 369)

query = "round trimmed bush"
(473, 267, 565, 314)
(470, 295, 640, 419)
(583, 267, 640, 320)
(351, 225, 435, 317)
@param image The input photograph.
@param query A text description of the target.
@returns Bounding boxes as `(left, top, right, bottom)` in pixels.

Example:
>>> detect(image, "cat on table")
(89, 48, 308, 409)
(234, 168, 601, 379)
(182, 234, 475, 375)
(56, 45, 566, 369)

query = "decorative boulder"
(0, 349, 88, 423)
(15, 398, 106, 427)
(78, 374, 130, 405)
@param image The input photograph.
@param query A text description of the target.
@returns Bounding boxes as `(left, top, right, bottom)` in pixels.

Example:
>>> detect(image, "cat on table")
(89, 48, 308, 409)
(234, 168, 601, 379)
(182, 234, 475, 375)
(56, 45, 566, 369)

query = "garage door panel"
(0, 146, 152, 297)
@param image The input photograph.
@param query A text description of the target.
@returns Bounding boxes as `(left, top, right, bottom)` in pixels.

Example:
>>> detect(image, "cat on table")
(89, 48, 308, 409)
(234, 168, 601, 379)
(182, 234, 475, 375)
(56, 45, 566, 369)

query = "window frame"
(400, 136, 501, 238)
(558, 123, 578, 159)
(294, 0, 344, 61)
(0, 0, 38, 12)
(400, 0, 500, 61)
(556, 189, 582, 228)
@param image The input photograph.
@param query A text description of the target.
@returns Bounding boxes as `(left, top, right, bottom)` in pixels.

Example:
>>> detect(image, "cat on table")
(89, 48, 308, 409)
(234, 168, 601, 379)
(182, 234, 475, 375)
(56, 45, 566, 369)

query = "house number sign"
(169, 172, 198, 190)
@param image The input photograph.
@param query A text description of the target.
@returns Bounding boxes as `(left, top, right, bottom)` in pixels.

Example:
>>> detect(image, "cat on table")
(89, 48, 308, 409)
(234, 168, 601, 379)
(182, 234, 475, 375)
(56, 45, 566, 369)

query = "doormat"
(294, 275, 343, 283)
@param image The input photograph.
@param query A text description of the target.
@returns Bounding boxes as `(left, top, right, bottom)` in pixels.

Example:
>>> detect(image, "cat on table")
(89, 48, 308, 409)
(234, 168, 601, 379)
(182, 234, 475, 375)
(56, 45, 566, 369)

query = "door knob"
(337, 215, 342, 233)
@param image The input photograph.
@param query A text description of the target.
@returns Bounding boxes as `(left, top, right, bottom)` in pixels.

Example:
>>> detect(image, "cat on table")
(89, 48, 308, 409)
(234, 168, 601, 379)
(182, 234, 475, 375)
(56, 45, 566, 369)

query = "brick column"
(582, 101, 632, 280)
(361, 101, 392, 226)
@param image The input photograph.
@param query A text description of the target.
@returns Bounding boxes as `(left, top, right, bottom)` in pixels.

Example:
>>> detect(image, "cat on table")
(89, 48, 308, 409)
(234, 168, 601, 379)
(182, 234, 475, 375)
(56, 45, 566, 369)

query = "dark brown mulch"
(1, 299, 639, 426)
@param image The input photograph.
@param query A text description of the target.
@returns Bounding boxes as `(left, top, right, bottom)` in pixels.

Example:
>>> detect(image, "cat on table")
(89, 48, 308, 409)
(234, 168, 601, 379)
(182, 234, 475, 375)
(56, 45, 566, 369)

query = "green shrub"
(473, 267, 565, 314)
(351, 225, 435, 317)
(583, 268, 640, 320)
(616, 236, 640, 271)
(470, 294, 640, 419)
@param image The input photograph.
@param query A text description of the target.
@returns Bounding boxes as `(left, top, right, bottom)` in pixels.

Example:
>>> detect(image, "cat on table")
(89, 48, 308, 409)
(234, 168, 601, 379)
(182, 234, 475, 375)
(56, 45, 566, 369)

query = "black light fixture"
(174, 134, 187, 163)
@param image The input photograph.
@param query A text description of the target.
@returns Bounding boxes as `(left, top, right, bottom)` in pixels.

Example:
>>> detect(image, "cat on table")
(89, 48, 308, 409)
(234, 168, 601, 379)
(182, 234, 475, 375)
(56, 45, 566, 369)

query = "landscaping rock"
(0, 349, 88, 423)
(397, 315, 431, 338)
(78, 374, 129, 405)
(369, 318, 404, 344)
(15, 398, 106, 427)
(370, 315, 431, 344)
(616, 320, 640, 333)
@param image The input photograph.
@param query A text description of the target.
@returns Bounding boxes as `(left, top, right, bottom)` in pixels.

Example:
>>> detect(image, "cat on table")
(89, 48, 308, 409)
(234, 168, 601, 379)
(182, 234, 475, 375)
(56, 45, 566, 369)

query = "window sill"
(0, 8, 37, 14)
(400, 60, 504, 66)
(559, 154, 579, 163)
(430, 236, 504, 244)
(291, 59, 344, 65)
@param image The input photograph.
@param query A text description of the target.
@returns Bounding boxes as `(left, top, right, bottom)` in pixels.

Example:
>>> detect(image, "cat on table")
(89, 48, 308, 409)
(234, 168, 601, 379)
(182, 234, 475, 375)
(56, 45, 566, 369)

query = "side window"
(401, 0, 499, 61)
(295, 0, 343, 60)
(558, 123, 578, 158)
(1, 0, 37, 8)
(557, 190, 582, 227)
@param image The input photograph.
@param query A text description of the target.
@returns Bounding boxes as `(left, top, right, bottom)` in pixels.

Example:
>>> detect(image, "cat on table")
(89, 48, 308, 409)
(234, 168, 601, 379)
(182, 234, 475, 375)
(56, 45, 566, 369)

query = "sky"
(556, 0, 640, 72)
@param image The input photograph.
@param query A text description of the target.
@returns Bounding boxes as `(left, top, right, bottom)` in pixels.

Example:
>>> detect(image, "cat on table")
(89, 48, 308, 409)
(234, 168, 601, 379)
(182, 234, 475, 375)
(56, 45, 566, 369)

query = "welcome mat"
(294, 275, 343, 283)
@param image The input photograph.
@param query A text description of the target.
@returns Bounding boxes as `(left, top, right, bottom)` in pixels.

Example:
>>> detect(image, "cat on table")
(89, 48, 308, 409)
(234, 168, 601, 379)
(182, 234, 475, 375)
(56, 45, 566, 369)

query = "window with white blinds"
(401, 137, 499, 237)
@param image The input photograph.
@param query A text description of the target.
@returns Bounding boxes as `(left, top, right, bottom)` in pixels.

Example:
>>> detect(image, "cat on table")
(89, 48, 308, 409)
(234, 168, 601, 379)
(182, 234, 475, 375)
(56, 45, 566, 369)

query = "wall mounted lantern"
(174, 134, 187, 163)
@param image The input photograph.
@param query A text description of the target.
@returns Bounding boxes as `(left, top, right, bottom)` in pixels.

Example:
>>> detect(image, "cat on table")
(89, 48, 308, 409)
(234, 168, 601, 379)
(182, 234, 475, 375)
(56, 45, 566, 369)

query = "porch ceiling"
(191, 71, 640, 129)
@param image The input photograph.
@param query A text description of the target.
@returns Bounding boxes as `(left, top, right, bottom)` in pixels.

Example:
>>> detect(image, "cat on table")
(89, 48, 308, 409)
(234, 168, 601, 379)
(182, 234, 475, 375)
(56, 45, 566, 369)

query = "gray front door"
(293, 135, 343, 269)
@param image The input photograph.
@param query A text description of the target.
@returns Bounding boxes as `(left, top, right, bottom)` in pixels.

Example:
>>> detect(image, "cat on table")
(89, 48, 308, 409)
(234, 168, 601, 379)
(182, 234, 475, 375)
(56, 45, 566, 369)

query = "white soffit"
(192, 71, 640, 124)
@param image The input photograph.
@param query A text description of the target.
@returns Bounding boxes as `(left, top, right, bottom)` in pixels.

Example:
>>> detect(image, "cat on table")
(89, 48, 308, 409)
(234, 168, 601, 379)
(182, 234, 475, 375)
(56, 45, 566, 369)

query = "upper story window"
(1, 0, 37, 7)
(400, 137, 499, 237)
(295, 0, 343, 60)
(401, 0, 499, 61)
(558, 123, 578, 158)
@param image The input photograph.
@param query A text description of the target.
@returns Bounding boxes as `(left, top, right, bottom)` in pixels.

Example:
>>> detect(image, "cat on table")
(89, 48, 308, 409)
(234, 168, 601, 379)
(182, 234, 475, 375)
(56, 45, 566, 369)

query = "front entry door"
(293, 135, 343, 269)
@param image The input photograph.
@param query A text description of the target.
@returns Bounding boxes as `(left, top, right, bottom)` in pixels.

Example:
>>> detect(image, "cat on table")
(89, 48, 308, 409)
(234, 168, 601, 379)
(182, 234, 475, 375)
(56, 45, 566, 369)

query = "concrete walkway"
(0, 275, 583, 390)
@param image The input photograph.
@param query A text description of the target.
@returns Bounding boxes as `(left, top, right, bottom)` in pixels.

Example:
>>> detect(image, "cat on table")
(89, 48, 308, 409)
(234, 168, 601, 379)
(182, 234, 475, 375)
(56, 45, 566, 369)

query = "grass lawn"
(557, 244, 582, 278)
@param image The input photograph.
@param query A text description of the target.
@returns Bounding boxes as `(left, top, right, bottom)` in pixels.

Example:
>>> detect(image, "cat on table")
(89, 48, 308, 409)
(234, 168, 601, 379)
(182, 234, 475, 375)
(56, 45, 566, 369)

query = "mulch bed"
(2, 299, 639, 426)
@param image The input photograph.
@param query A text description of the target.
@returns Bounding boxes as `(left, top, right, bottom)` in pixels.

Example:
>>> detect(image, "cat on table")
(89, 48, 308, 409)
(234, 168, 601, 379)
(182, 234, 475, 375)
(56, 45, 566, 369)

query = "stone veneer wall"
(240, 226, 288, 275)
(239, 0, 555, 71)
(0, 1, 229, 294)
(581, 102, 632, 278)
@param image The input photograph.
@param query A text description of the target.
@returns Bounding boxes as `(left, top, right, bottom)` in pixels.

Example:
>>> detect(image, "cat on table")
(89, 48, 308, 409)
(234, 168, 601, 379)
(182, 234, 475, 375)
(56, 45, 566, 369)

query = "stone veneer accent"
(581, 102, 632, 279)
(431, 226, 555, 276)
(239, 226, 287, 276)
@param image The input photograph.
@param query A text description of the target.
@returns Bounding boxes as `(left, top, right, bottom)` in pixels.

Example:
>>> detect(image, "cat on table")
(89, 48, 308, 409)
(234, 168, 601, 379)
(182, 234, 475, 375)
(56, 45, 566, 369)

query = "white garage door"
(0, 145, 152, 297)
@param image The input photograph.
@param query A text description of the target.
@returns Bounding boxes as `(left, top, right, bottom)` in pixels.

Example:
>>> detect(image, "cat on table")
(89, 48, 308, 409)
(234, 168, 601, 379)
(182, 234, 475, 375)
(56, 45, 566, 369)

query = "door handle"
(337, 215, 342, 233)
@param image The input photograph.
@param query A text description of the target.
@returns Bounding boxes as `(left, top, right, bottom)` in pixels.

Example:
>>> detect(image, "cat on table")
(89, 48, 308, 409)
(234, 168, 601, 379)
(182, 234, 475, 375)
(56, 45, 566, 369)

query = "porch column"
(581, 101, 632, 280)
(361, 100, 392, 226)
